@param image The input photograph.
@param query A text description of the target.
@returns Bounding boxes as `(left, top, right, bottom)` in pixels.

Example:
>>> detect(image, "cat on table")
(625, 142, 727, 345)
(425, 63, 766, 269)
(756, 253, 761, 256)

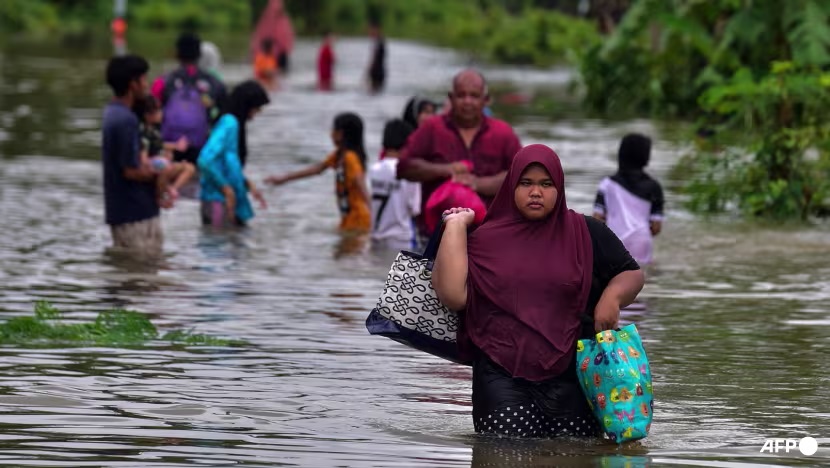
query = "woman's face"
(514, 164, 558, 221)
(417, 103, 436, 126)
(248, 107, 262, 120)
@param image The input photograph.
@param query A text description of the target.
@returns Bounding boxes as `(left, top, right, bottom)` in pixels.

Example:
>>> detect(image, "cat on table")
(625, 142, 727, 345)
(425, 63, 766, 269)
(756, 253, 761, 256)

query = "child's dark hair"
(334, 113, 367, 170)
(618, 133, 652, 171)
(133, 95, 160, 120)
(106, 54, 149, 97)
(383, 119, 414, 151)
(261, 37, 275, 53)
(228, 80, 270, 166)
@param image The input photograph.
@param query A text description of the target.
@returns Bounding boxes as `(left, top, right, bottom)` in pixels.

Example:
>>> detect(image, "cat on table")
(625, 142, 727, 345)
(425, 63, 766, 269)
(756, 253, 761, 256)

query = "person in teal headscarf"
(198, 80, 270, 227)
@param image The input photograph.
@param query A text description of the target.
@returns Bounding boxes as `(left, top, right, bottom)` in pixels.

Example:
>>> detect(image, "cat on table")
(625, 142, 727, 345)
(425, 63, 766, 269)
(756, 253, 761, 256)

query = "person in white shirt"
(370, 119, 421, 250)
(593, 133, 664, 266)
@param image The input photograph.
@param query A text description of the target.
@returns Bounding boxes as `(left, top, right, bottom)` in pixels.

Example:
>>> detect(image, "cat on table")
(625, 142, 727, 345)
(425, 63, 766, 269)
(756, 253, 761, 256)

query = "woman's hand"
(593, 297, 620, 332)
(442, 207, 476, 226)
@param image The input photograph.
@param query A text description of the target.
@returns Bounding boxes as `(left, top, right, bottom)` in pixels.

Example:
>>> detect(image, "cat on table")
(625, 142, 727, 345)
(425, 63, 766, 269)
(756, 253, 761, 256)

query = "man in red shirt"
(397, 69, 522, 232)
(317, 31, 335, 91)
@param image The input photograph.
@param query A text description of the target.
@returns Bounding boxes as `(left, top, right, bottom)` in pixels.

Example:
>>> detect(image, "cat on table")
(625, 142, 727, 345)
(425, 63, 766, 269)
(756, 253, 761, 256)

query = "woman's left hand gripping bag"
(575, 324, 653, 443)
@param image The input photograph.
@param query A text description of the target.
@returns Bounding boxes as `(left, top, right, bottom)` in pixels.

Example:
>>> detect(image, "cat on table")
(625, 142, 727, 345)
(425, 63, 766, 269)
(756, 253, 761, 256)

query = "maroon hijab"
(465, 144, 593, 381)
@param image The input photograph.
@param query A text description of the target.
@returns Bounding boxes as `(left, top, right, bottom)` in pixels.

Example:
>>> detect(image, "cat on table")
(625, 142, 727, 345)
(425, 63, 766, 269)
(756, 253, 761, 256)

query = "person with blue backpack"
(156, 33, 228, 165)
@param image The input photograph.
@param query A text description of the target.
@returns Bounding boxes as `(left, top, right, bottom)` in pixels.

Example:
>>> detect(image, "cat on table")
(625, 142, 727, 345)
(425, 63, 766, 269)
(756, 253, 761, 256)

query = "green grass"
(0, 301, 246, 347)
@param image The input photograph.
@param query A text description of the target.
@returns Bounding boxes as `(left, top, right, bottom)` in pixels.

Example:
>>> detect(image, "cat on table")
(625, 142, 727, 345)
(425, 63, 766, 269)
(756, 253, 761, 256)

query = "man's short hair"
(176, 32, 201, 62)
(105, 54, 149, 97)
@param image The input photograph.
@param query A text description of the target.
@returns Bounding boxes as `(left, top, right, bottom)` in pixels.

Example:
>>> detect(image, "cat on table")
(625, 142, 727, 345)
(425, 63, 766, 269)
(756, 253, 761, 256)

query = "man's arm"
(397, 123, 463, 182)
(398, 158, 456, 182)
(459, 126, 519, 196)
(453, 170, 506, 197)
(119, 118, 156, 183)
(123, 166, 157, 182)
(473, 171, 507, 197)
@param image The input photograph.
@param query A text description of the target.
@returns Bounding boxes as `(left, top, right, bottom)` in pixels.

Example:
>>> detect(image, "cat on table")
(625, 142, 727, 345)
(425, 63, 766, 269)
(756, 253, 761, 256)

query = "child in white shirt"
(369, 119, 421, 250)
(593, 133, 665, 266)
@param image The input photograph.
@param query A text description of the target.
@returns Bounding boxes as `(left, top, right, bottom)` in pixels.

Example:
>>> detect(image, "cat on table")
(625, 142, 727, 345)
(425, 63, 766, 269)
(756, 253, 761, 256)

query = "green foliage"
(485, 8, 601, 65)
(0, 0, 59, 33)
(0, 301, 245, 347)
(0, 0, 251, 33)
(288, 0, 599, 66)
(579, 0, 830, 219)
(130, 0, 251, 30)
(2, 1, 597, 66)
(580, 0, 830, 116)
(684, 63, 830, 219)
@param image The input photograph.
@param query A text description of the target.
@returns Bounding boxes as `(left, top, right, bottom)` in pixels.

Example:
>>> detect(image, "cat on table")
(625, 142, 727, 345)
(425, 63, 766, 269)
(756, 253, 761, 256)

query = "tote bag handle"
(422, 220, 445, 271)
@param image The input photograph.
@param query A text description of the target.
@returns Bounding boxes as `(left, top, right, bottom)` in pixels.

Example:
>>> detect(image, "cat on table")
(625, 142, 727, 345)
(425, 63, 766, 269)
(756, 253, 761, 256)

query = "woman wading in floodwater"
(433, 144, 644, 437)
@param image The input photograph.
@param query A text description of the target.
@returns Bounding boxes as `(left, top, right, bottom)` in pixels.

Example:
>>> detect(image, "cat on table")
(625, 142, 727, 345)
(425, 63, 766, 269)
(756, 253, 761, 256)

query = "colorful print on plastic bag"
(575, 323, 653, 443)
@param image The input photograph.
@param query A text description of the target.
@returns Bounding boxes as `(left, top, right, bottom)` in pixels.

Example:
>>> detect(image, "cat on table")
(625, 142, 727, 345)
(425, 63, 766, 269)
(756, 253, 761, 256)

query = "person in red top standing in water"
(317, 31, 335, 91)
(397, 68, 522, 235)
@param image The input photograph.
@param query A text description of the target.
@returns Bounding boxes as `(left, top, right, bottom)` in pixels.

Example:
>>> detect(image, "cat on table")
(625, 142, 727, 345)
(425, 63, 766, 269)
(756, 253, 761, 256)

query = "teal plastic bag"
(575, 324, 653, 443)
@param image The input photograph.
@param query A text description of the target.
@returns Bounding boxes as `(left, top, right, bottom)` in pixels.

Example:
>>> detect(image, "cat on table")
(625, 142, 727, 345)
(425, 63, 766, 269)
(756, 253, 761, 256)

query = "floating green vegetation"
(0, 301, 246, 347)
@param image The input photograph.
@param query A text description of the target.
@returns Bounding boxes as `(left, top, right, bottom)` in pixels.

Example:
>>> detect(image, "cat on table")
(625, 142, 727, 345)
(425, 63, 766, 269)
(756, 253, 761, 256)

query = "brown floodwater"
(0, 30, 827, 467)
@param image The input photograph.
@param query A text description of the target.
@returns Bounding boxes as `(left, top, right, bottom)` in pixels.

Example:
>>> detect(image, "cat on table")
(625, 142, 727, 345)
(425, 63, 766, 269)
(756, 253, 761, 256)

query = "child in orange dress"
(253, 37, 278, 91)
(264, 113, 371, 233)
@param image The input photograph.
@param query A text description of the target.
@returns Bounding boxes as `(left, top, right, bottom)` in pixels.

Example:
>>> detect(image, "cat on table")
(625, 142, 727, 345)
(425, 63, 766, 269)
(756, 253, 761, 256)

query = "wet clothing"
(473, 353, 600, 438)
(318, 42, 334, 91)
(461, 216, 641, 379)
(470, 216, 639, 436)
(397, 114, 521, 212)
(324, 150, 371, 232)
(197, 114, 254, 224)
(462, 144, 604, 381)
(369, 158, 421, 249)
(594, 172, 664, 266)
(200, 200, 245, 228)
(102, 101, 159, 227)
(455, 144, 639, 436)
(110, 216, 163, 253)
(368, 36, 386, 91)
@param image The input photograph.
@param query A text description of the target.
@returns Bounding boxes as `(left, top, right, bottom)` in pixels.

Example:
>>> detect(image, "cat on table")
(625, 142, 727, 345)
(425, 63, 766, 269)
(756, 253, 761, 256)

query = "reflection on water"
(0, 31, 828, 466)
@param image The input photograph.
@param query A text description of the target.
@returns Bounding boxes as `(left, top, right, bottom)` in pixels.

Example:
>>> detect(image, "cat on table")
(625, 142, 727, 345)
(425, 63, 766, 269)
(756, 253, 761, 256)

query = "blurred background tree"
(576, 0, 830, 219)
